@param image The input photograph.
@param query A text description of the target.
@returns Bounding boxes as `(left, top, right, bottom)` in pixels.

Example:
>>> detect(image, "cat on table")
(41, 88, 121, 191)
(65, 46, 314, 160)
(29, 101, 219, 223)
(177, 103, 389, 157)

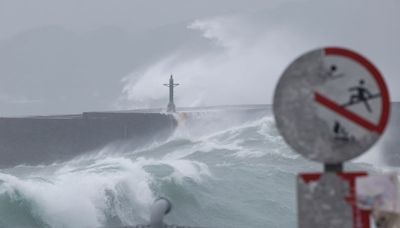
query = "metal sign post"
(273, 47, 391, 228)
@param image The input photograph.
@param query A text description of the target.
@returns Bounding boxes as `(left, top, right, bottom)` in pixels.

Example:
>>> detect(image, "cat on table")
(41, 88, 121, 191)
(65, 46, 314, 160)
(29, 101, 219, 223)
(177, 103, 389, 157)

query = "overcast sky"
(0, 0, 398, 116)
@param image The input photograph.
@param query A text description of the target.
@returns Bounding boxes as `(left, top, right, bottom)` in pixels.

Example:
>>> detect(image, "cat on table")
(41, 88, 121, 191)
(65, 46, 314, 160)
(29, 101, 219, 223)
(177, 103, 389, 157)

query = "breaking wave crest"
(0, 114, 309, 228)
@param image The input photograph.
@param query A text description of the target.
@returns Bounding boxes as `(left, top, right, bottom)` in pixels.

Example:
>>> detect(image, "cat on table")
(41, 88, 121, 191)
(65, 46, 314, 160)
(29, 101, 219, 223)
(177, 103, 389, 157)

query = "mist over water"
(0, 107, 386, 228)
(0, 1, 396, 227)
(117, 16, 315, 110)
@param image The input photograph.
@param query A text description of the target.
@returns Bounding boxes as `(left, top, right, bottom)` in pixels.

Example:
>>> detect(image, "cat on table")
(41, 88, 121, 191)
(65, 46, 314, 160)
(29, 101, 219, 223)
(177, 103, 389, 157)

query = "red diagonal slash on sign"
(313, 47, 390, 135)
(315, 92, 383, 133)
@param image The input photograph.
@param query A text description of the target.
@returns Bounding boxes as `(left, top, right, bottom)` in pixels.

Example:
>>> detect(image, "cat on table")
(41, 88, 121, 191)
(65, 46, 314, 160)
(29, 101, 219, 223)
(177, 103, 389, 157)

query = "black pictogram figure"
(324, 64, 344, 79)
(342, 79, 380, 113)
(333, 121, 353, 142)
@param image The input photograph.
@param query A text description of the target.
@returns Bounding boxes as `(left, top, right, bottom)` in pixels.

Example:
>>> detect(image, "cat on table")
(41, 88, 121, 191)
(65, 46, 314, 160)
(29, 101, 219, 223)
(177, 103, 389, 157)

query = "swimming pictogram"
(342, 79, 380, 113)
(324, 64, 344, 79)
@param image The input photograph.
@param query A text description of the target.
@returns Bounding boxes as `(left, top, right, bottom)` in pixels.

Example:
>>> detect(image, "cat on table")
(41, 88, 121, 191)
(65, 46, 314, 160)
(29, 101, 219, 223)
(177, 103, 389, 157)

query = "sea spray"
(0, 113, 381, 228)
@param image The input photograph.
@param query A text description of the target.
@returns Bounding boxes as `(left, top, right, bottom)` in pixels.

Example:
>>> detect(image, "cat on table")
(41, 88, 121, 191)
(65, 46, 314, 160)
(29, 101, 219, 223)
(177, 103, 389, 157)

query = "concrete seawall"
(0, 112, 177, 167)
(0, 105, 271, 168)
(0, 102, 397, 168)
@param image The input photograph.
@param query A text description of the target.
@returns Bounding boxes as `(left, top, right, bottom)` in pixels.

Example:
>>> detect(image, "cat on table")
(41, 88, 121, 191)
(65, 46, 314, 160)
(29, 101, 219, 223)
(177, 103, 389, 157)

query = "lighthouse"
(163, 75, 179, 113)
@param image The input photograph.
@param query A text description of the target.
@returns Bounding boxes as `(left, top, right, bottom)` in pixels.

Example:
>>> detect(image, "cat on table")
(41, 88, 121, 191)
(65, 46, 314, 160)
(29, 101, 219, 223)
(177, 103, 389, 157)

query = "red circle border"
(324, 47, 390, 134)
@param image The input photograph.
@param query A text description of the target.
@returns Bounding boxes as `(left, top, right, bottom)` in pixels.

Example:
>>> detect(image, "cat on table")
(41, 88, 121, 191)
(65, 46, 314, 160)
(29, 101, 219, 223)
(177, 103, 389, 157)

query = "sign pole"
(324, 163, 343, 172)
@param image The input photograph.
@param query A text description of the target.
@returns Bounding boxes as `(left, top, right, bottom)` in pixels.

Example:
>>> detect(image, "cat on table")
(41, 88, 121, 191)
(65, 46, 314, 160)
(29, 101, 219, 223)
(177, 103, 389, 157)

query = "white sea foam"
(0, 158, 154, 227)
(0, 154, 214, 227)
(0, 113, 316, 228)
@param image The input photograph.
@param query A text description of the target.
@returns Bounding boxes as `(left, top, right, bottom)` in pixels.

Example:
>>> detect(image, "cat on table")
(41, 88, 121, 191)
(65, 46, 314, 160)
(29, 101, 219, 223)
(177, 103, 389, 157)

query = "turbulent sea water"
(0, 108, 383, 228)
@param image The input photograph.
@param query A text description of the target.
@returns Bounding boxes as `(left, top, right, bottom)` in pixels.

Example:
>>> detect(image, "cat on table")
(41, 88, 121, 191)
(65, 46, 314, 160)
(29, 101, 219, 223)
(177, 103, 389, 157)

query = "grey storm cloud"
(0, 0, 398, 116)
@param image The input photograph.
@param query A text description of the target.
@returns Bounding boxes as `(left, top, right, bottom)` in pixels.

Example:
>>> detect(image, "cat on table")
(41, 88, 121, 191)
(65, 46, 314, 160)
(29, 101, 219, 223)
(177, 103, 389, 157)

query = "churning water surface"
(0, 108, 386, 228)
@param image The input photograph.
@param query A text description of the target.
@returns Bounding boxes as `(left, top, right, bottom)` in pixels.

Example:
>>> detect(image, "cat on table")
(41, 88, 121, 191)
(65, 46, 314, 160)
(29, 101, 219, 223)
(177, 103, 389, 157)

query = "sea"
(0, 104, 397, 228)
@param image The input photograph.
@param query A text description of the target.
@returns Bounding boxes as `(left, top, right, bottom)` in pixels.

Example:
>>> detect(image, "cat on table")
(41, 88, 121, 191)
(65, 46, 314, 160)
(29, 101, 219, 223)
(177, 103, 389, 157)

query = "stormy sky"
(0, 0, 398, 116)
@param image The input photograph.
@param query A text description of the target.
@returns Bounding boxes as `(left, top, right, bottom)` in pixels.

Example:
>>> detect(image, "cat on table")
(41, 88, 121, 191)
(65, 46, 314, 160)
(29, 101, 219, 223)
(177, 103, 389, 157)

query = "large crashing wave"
(0, 114, 320, 228)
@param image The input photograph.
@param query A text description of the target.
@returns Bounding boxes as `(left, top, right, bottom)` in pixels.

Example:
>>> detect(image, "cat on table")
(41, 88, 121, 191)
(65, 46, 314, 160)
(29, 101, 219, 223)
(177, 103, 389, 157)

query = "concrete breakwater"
(0, 105, 270, 168)
(0, 112, 177, 167)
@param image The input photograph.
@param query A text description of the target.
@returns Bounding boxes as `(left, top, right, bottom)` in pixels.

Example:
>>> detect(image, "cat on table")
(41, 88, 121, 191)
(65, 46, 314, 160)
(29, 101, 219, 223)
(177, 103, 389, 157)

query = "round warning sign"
(273, 47, 390, 163)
